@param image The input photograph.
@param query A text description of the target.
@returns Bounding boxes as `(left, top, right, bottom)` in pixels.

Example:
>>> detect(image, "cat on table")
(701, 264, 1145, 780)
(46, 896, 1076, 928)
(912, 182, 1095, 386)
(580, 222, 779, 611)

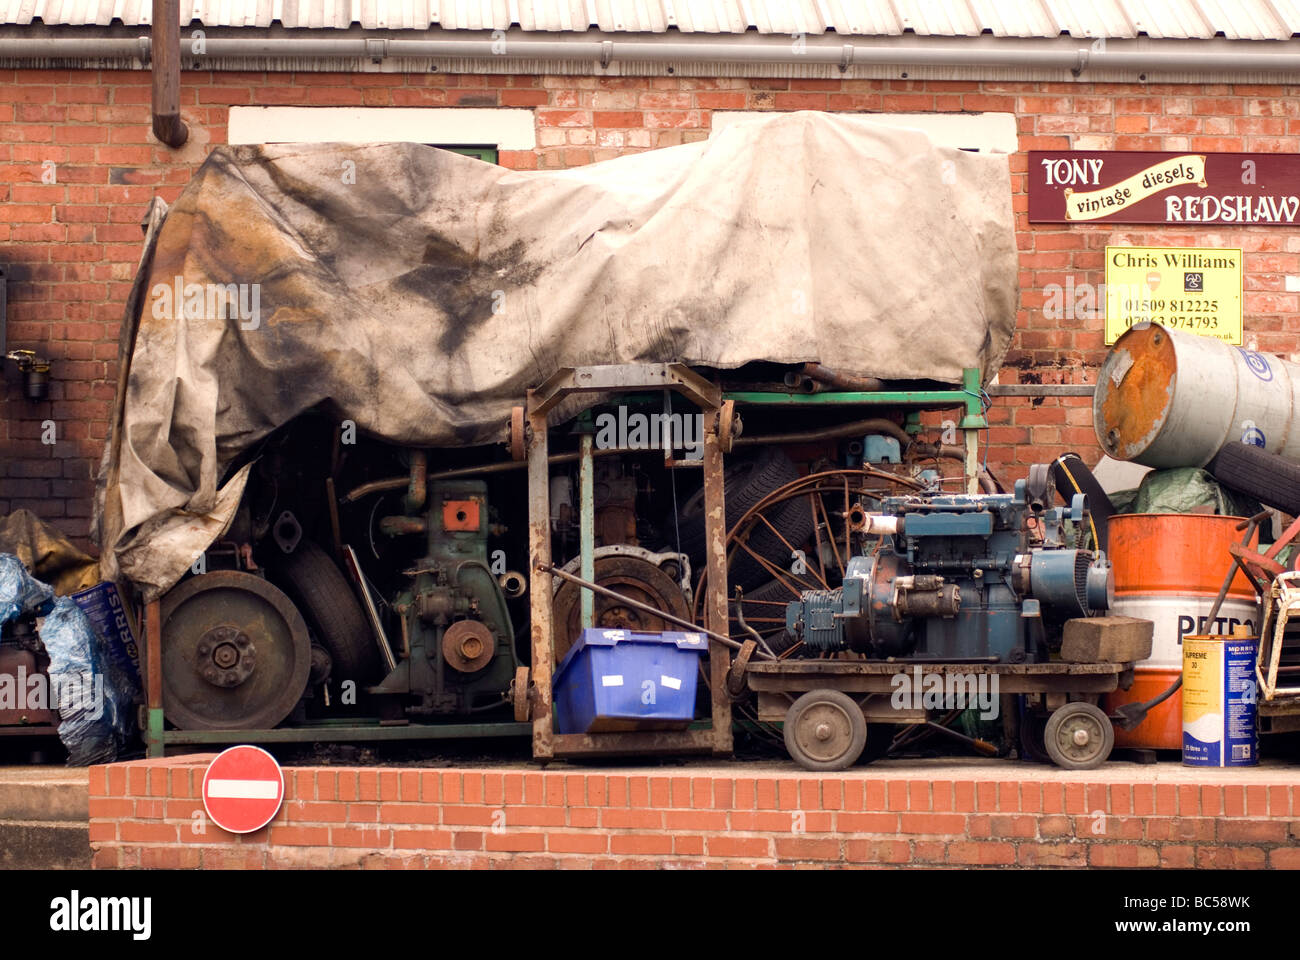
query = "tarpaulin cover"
(95, 112, 1017, 599)
(0, 509, 101, 596)
(1122, 467, 1263, 518)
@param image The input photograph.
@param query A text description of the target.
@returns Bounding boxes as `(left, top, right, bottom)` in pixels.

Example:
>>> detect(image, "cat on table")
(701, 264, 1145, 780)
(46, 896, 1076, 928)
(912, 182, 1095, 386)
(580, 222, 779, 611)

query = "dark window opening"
(436, 145, 500, 164)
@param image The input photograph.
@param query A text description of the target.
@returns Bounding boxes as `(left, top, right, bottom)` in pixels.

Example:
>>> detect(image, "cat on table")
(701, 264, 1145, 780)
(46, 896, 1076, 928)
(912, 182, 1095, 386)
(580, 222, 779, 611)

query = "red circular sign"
(202, 745, 285, 835)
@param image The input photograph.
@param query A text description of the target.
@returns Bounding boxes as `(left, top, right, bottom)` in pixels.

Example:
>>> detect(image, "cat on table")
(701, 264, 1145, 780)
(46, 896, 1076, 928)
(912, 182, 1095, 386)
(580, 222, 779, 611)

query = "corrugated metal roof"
(5, 0, 1300, 37)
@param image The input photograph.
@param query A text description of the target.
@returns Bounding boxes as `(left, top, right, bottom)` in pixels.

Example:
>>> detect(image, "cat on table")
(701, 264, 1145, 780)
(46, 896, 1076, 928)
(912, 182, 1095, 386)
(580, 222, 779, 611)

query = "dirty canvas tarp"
(0, 509, 100, 595)
(95, 112, 1017, 599)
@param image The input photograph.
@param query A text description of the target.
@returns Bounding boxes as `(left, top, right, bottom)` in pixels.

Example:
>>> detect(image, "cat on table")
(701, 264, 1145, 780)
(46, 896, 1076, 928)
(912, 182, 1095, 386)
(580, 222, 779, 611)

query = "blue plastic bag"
(0, 554, 137, 765)
(40, 596, 137, 765)
(0, 553, 54, 625)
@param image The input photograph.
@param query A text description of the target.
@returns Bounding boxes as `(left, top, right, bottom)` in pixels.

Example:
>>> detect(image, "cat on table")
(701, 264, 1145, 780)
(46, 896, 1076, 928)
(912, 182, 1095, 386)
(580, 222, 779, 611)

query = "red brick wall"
(3, 70, 1298, 546)
(89, 755, 1300, 869)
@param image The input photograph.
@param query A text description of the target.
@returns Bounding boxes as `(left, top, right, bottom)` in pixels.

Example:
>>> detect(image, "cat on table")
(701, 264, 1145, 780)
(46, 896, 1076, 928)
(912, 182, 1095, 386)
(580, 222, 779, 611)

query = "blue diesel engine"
(784, 478, 1113, 663)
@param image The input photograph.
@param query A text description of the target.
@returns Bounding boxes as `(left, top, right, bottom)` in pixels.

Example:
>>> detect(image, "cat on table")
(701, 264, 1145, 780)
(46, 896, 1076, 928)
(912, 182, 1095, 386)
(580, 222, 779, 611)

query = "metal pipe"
(736, 417, 912, 449)
(3, 35, 1300, 78)
(343, 448, 617, 501)
(781, 372, 821, 394)
(578, 434, 595, 629)
(988, 384, 1095, 397)
(341, 417, 957, 502)
(800, 362, 884, 393)
(498, 570, 527, 599)
(403, 449, 427, 513)
(921, 720, 999, 756)
(541, 563, 772, 658)
(150, 0, 188, 147)
(0, 38, 150, 58)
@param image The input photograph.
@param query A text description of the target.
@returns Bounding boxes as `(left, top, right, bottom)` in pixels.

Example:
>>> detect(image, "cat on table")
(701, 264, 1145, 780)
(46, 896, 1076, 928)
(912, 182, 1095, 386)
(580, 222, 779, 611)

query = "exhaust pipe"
(151, 0, 189, 147)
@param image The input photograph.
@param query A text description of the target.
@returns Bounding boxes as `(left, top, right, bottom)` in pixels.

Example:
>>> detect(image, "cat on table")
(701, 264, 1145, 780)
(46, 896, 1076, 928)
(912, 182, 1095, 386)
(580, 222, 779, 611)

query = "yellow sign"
(1065, 155, 1206, 221)
(1104, 246, 1243, 345)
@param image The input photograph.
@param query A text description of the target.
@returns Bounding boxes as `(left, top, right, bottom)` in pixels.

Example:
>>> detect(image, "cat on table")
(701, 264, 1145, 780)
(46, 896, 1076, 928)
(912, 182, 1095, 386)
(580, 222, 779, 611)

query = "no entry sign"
(201, 745, 285, 834)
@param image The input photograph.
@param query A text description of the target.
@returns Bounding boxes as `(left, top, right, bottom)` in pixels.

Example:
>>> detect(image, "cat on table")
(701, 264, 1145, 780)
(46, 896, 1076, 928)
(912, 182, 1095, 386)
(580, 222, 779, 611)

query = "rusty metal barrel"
(1094, 323, 1300, 468)
(1102, 514, 1260, 752)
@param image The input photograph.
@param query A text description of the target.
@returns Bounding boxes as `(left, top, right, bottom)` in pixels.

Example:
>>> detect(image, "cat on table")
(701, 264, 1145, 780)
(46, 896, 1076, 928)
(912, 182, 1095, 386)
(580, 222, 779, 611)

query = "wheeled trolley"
(742, 659, 1137, 771)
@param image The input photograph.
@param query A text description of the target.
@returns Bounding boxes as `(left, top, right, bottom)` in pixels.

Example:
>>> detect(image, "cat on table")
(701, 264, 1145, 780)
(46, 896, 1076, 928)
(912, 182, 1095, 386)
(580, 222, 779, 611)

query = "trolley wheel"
(1043, 701, 1115, 770)
(1019, 711, 1050, 763)
(783, 689, 867, 771)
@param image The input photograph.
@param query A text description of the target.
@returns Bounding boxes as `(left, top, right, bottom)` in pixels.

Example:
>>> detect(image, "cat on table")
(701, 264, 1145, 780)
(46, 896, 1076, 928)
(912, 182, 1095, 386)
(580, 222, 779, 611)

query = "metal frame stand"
(526, 363, 733, 759)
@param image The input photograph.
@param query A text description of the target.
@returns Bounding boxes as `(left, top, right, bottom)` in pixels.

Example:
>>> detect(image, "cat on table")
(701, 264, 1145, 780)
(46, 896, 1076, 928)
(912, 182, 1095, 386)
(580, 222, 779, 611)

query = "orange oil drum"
(1102, 514, 1261, 750)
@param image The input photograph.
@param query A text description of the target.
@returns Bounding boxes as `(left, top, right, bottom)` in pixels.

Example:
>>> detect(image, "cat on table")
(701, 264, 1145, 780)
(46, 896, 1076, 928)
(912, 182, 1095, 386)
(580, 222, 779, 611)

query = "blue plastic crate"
(553, 628, 708, 734)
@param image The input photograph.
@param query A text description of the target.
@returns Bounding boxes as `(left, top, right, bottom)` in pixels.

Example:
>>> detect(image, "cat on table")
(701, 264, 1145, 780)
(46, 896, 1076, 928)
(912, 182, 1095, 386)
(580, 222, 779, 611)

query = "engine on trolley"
(783, 476, 1114, 663)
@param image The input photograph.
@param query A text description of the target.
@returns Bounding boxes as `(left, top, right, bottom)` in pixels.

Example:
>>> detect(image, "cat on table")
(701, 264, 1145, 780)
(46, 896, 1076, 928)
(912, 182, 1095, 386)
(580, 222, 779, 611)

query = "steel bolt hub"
(197, 625, 257, 688)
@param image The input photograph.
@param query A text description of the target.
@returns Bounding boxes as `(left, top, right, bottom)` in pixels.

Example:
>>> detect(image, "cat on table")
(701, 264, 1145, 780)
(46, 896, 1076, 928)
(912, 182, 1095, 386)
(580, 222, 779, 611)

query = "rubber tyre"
(1019, 710, 1050, 764)
(1207, 441, 1300, 516)
(783, 688, 867, 771)
(672, 447, 814, 591)
(1043, 701, 1115, 771)
(1050, 453, 1115, 552)
(272, 540, 380, 685)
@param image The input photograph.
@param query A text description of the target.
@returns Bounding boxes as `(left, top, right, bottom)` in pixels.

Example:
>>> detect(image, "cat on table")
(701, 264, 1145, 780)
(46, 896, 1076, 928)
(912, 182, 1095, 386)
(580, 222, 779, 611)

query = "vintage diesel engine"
(784, 478, 1113, 663)
(375, 480, 524, 716)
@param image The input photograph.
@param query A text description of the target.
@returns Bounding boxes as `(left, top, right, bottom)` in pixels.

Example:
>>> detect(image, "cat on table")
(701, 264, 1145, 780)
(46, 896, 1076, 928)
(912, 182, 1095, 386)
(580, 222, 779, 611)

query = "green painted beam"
(724, 389, 967, 405)
(147, 707, 165, 758)
(960, 367, 988, 429)
(160, 721, 532, 745)
(726, 368, 986, 425)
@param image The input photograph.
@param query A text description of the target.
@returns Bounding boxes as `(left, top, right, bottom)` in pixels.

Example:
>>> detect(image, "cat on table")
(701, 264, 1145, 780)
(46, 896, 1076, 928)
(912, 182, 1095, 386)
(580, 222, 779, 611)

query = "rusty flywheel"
(160, 571, 312, 730)
(551, 555, 690, 663)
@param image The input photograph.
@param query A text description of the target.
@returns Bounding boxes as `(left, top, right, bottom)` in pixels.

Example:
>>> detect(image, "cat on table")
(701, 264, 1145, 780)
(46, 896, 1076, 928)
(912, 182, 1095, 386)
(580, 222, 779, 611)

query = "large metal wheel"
(552, 555, 690, 663)
(160, 571, 312, 730)
(783, 688, 867, 771)
(1043, 701, 1114, 770)
(693, 467, 923, 648)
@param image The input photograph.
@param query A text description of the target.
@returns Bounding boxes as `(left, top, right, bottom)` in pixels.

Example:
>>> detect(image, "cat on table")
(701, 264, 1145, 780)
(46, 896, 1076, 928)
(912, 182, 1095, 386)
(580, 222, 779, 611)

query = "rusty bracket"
(726, 639, 756, 698)
(509, 406, 526, 461)
(717, 399, 739, 453)
(529, 363, 722, 416)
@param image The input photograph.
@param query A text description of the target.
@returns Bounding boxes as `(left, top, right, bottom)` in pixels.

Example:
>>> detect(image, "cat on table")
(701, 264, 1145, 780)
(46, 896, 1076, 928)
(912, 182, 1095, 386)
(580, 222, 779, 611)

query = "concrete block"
(1061, 617, 1154, 663)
